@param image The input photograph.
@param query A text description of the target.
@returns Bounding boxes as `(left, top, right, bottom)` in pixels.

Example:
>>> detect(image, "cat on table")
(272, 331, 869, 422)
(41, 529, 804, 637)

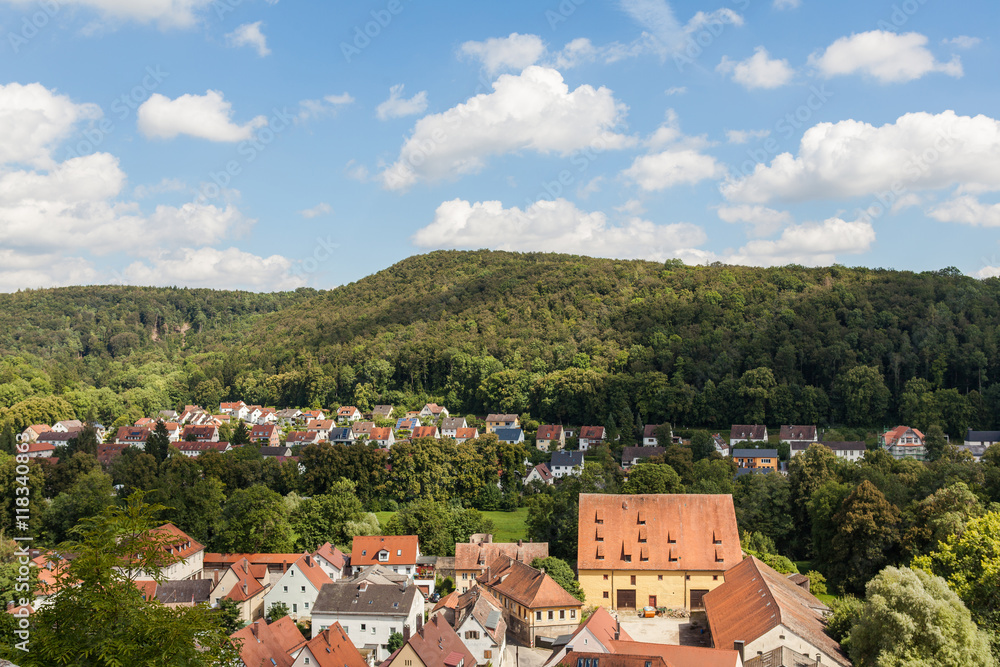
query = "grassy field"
(372, 508, 530, 542)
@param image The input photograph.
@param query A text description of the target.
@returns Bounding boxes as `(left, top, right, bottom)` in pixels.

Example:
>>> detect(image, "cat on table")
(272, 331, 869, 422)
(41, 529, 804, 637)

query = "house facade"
(351, 535, 420, 582)
(454, 536, 549, 594)
(577, 494, 741, 611)
(622, 446, 665, 469)
(448, 587, 507, 667)
(524, 463, 554, 486)
(578, 426, 605, 451)
(485, 414, 519, 433)
(881, 425, 926, 460)
(731, 449, 778, 471)
(441, 417, 468, 438)
(535, 425, 565, 451)
(729, 425, 768, 446)
(263, 553, 333, 621)
(641, 424, 671, 447)
(550, 451, 584, 478)
(250, 424, 281, 446)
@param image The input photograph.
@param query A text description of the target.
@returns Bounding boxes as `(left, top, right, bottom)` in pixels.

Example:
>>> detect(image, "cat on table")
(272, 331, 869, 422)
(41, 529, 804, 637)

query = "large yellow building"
(577, 494, 742, 611)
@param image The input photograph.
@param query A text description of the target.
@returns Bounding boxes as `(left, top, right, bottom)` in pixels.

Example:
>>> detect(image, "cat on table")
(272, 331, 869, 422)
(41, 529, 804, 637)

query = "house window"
(536, 611, 542, 621)
(658, 575, 663, 581)
(560, 610, 565, 619)
(304, 659, 310, 665)
(713, 575, 719, 581)
(361, 624, 366, 631)
(283, 586, 288, 593)
(603, 592, 609, 599)
(397, 549, 402, 556)
(304, 602, 309, 609)
(390, 627, 396, 635)
(344, 627, 349, 634)
(484, 651, 492, 660)
(548, 611, 554, 620)
(292, 604, 297, 612)
(623, 555, 631, 563)
(603, 574, 609, 580)
(630, 575, 636, 585)
(462, 573, 468, 580)
(571, 610, 576, 619)
(301, 586, 306, 593)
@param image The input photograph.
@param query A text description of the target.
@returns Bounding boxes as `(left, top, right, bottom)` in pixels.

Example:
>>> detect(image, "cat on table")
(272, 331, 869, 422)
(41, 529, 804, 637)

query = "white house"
(440, 417, 468, 438)
(291, 623, 366, 667)
(311, 570, 423, 662)
(523, 463, 554, 486)
(792, 441, 867, 463)
(263, 553, 333, 621)
(420, 403, 449, 419)
(313, 542, 348, 582)
(449, 587, 507, 667)
(730, 425, 768, 446)
(549, 451, 584, 478)
(122, 523, 205, 582)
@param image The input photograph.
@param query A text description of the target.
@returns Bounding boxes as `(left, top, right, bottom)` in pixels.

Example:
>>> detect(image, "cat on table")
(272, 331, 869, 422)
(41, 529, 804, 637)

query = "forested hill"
(2, 251, 1000, 435)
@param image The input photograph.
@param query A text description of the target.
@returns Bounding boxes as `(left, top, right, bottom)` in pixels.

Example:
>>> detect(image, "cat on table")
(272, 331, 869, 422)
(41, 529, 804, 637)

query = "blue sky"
(0, 0, 997, 291)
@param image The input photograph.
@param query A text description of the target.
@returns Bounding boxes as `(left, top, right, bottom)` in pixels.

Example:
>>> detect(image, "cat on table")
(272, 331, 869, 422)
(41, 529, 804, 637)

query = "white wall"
(311, 592, 422, 662)
(263, 562, 322, 620)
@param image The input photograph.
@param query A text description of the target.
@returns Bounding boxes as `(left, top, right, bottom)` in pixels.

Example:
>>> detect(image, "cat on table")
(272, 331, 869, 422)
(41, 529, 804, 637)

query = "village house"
(336, 406, 362, 423)
(578, 426, 606, 451)
(276, 408, 303, 426)
(535, 425, 565, 451)
(541, 607, 634, 667)
(21, 440, 57, 458)
(961, 429, 999, 461)
(177, 441, 231, 457)
(229, 616, 307, 667)
(97, 443, 128, 467)
(792, 440, 867, 463)
(550, 451, 584, 478)
(410, 425, 440, 440)
(210, 557, 271, 622)
(477, 555, 583, 648)
(485, 414, 519, 433)
(454, 535, 549, 594)
(286, 431, 322, 446)
(260, 445, 294, 458)
(420, 403, 450, 419)
(495, 427, 525, 444)
(704, 556, 848, 667)
(564, 642, 744, 667)
(712, 434, 729, 457)
(372, 405, 395, 420)
(35, 431, 75, 448)
(203, 552, 308, 584)
(731, 449, 779, 471)
(351, 535, 420, 582)
(383, 614, 477, 667)
(18, 424, 49, 443)
(313, 542, 348, 582)
(220, 401, 249, 420)
(292, 623, 368, 667)
(115, 426, 151, 447)
(123, 523, 206, 582)
(432, 586, 507, 667)
(881, 425, 926, 461)
(576, 494, 741, 611)
(301, 409, 327, 422)
(329, 427, 355, 444)
(779, 425, 817, 446)
(730, 425, 768, 446)
(181, 424, 219, 442)
(622, 446, 665, 469)
(351, 421, 376, 439)
(151, 579, 214, 607)
(263, 553, 334, 621)
(311, 568, 423, 662)
(396, 417, 421, 431)
(250, 424, 281, 446)
(641, 424, 671, 447)
(524, 463, 554, 486)
(51, 419, 83, 433)
(454, 427, 479, 443)
(441, 416, 468, 438)
(306, 419, 336, 441)
(370, 427, 395, 448)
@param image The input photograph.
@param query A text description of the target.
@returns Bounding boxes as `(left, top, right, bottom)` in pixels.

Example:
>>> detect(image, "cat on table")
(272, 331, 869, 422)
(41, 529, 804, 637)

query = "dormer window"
(378, 551, 389, 562)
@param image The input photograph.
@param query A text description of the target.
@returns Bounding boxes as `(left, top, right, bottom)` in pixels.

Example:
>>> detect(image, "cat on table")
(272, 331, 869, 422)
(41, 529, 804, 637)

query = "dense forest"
(2, 251, 999, 437)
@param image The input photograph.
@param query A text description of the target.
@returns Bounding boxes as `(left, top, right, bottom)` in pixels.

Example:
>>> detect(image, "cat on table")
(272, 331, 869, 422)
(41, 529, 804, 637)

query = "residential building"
(250, 424, 281, 446)
(577, 494, 741, 611)
(257, 408, 278, 425)
(306, 420, 336, 441)
(372, 405, 394, 420)
(123, 523, 205, 582)
(292, 623, 368, 667)
(370, 427, 395, 448)
(153, 579, 214, 607)
(704, 556, 848, 667)
(962, 429, 1000, 461)
(351, 535, 420, 581)
(17, 424, 49, 443)
(396, 417, 421, 431)
(220, 401, 249, 420)
(181, 424, 219, 442)
(115, 426, 151, 447)
(578, 426, 606, 451)
(881, 425, 926, 461)
(524, 463, 554, 486)
(260, 445, 294, 458)
(730, 425, 768, 446)
(778, 425, 817, 443)
(351, 421, 376, 439)
(263, 553, 334, 621)
(535, 425, 565, 451)
(641, 424, 670, 447)
(443, 587, 507, 667)
(550, 451, 584, 478)
(743, 648, 820, 667)
(712, 434, 729, 457)
(313, 543, 348, 582)
(557, 651, 666, 667)
(20, 441, 56, 458)
(420, 403, 450, 419)
(608, 642, 744, 667)
(731, 449, 779, 471)
(336, 406, 362, 423)
(177, 441, 231, 457)
(301, 409, 327, 422)
(97, 443, 128, 467)
(441, 417, 468, 438)
(51, 419, 83, 433)
(821, 441, 867, 462)
(286, 431, 322, 446)
(203, 553, 310, 583)
(622, 446, 664, 469)
(383, 614, 476, 667)
(411, 425, 440, 440)
(310, 570, 423, 662)
(210, 557, 271, 622)
(477, 555, 583, 648)
(541, 606, 633, 667)
(276, 409, 303, 426)
(454, 427, 479, 444)
(229, 616, 307, 667)
(495, 427, 524, 444)
(485, 414, 519, 433)
(454, 536, 548, 594)
(35, 431, 75, 447)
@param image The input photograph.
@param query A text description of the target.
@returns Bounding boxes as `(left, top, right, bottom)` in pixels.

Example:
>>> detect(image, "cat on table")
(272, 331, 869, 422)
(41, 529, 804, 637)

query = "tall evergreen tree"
(145, 421, 171, 464)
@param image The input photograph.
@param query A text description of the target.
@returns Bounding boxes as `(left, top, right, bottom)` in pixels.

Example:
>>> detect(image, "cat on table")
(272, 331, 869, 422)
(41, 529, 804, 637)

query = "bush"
(806, 570, 828, 596)
(825, 595, 862, 644)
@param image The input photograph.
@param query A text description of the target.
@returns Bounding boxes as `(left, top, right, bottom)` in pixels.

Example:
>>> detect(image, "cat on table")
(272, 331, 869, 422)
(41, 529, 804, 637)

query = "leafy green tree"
(230, 421, 251, 447)
(43, 451, 100, 498)
(290, 479, 372, 551)
(43, 469, 115, 545)
(825, 594, 863, 644)
(738, 367, 776, 424)
(68, 422, 100, 457)
(218, 598, 243, 634)
(267, 601, 290, 622)
(0, 455, 44, 537)
(387, 632, 405, 653)
(0, 424, 14, 455)
(386, 499, 494, 556)
(649, 446, 694, 486)
(790, 443, 842, 550)
(903, 481, 984, 557)
(0, 492, 241, 666)
(152, 456, 225, 546)
(622, 463, 684, 494)
(805, 570, 827, 595)
(837, 365, 890, 426)
(145, 421, 171, 464)
(531, 557, 585, 602)
(733, 472, 794, 546)
(924, 424, 949, 462)
(215, 485, 294, 553)
(847, 566, 995, 667)
(829, 480, 901, 594)
(689, 430, 715, 462)
(110, 447, 159, 498)
(688, 457, 736, 494)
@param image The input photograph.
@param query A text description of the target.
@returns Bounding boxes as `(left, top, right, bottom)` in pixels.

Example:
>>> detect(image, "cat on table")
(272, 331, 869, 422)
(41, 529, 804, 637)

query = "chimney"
(615, 621, 620, 641)
(517, 539, 522, 547)
(417, 613, 423, 632)
(734, 641, 745, 661)
(403, 624, 411, 641)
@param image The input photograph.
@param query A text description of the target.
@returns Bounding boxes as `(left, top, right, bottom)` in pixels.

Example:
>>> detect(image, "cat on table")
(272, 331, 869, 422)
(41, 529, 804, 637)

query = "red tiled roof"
(577, 494, 741, 571)
(405, 615, 477, 667)
(300, 623, 367, 667)
(479, 555, 582, 609)
(230, 616, 306, 667)
(411, 426, 438, 439)
(152, 523, 204, 561)
(251, 424, 278, 437)
(116, 426, 151, 442)
(314, 543, 347, 571)
(285, 431, 320, 444)
(226, 558, 268, 602)
(432, 590, 460, 613)
(579, 426, 605, 440)
(882, 425, 925, 445)
(370, 427, 393, 441)
(291, 553, 333, 591)
(134, 579, 158, 601)
(560, 651, 667, 667)
(337, 406, 359, 416)
(455, 540, 548, 572)
(454, 427, 478, 439)
(307, 419, 336, 430)
(609, 641, 741, 667)
(537, 425, 564, 440)
(351, 535, 419, 566)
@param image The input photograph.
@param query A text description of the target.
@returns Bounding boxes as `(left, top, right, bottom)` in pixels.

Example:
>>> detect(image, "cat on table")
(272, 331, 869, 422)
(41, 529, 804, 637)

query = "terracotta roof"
(299, 623, 367, 667)
(432, 590, 460, 613)
(314, 542, 347, 571)
(23, 441, 56, 454)
(251, 424, 278, 437)
(560, 651, 667, 667)
(642, 424, 668, 439)
(286, 431, 321, 444)
(882, 425, 925, 445)
(230, 616, 306, 667)
(579, 426, 605, 440)
(337, 406, 359, 416)
(410, 426, 439, 439)
(351, 535, 419, 566)
(528, 463, 554, 481)
(455, 586, 507, 643)
(205, 552, 304, 568)
(577, 494, 741, 571)
(291, 553, 334, 591)
(703, 556, 847, 667)
(134, 579, 158, 601)
(455, 540, 548, 572)
(537, 425, 564, 440)
(479, 555, 582, 609)
(369, 427, 393, 441)
(116, 426, 151, 442)
(307, 419, 336, 430)
(779, 425, 816, 442)
(99, 443, 133, 465)
(226, 558, 269, 602)
(151, 523, 204, 561)
(544, 606, 635, 666)
(406, 614, 477, 667)
(608, 641, 742, 667)
(730, 425, 767, 441)
(454, 427, 478, 439)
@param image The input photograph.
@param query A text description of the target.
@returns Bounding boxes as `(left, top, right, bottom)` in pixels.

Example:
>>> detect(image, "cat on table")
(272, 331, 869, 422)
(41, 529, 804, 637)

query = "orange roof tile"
(455, 540, 548, 572)
(577, 494, 740, 571)
(230, 616, 306, 667)
(314, 543, 347, 571)
(300, 623, 367, 667)
(560, 651, 668, 667)
(405, 615, 477, 667)
(291, 553, 334, 591)
(454, 427, 478, 439)
(351, 535, 419, 566)
(609, 641, 742, 667)
(479, 556, 582, 609)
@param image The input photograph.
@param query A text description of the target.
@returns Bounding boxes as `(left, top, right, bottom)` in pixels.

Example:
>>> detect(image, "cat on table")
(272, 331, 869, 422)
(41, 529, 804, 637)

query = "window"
(462, 573, 468, 580)
(603, 574, 609, 581)
(372, 627, 376, 634)
(301, 586, 306, 593)
(548, 611, 554, 620)
(344, 626, 349, 634)
(292, 604, 297, 612)
(361, 624, 366, 631)
(390, 627, 396, 634)
(560, 610, 565, 619)
(623, 555, 631, 563)
(630, 575, 636, 585)
(603, 591, 609, 599)
(283, 586, 288, 593)
(484, 651, 492, 660)
(304, 659, 310, 665)
(713, 575, 719, 581)
(658, 575, 663, 581)
(536, 611, 542, 621)
(304, 602, 309, 609)
(571, 610, 576, 619)
(397, 549, 402, 556)
(685, 575, 690, 581)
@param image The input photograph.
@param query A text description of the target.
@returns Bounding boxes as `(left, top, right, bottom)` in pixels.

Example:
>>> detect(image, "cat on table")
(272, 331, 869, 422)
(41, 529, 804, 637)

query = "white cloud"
(977, 266, 1000, 279)
(0, 249, 98, 291)
(664, 86, 687, 96)
(716, 204, 792, 237)
(0, 0, 214, 29)
(727, 217, 876, 266)
(300, 202, 332, 219)
(577, 176, 605, 198)
(773, 0, 800, 9)
(717, 47, 794, 89)
(138, 90, 267, 142)
(133, 177, 186, 199)
(0, 82, 102, 168)
(928, 195, 1000, 227)
(726, 129, 770, 144)
(412, 197, 706, 261)
(376, 85, 428, 121)
(625, 149, 724, 190)
(225, 21, 271, 57)
(120, 247, 305, 291)
(380, 66, 634, 190)
(722, 111, 1000, 204)
(297, 93, 354, 122)
(460, 33, 547, 74)
(943, 36, 981, 49)
(619, 0, 744, 54)
(810, 31, 963, 83)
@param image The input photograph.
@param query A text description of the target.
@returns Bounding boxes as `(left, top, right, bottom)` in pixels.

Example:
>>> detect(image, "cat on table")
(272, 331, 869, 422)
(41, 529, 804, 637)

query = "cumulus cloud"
(619, 0, 743, 55)
(810, 31, 963, 83)
(0, 0, 215, 29)
(300, 202, 332, 219)
(460, 33, 547, 74)
(943, 36, 981, 49)
(380, 66, 634, 190)
(0, 82, 102, 168)
(773, 0, 800, 9)
(721, 111, 1000, 204)
(977, 266, 1000, 279)
(623, 112, 724, 191)
(376, 85, 428, 120)
(226, 21, 271, 57)
(726, 129, 770, 144)
(727, 217, 876, 266)
(138, 90, 268, 142)
(0, 249, 98, 292)
(928, 195, 1000, 227)
(120, 247, 305, 291)
(717, 47, 795, 89)
(412, 197, 706, 261)
(716, 204, 792, 237)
